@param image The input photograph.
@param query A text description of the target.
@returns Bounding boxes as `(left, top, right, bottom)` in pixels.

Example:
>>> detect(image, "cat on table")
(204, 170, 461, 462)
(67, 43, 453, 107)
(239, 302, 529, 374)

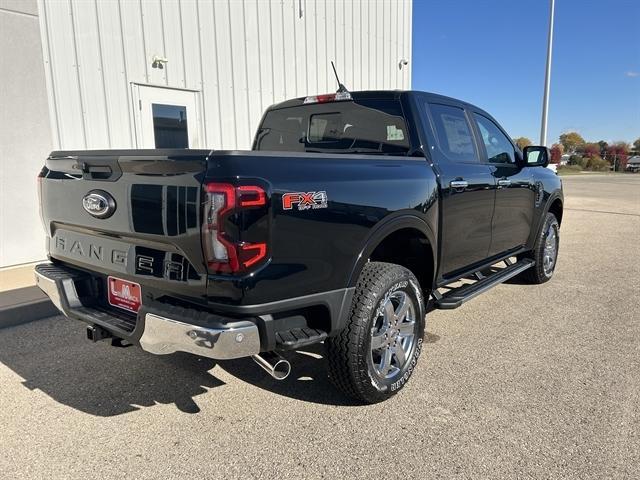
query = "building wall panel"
(229, 0, 251, 149)
(140, 0, 167, 86)
(244, 1, 263, 140)
(0, 4, 52, 266)
(71, 0, 110, 148)
(41, 0, 86, 148)
(196, 0, 219, 148)
(39, 0, 412, 151)
(161, 0, 187, 89)
(95, 0, 134, 147)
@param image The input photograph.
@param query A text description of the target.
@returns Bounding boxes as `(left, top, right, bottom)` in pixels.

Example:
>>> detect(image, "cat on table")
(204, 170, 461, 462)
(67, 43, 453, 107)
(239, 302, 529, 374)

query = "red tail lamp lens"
(202, 183, 267, 274)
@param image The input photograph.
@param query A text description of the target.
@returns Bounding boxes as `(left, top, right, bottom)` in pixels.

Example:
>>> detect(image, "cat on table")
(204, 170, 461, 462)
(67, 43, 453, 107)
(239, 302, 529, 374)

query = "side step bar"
(433, 258, 534, 310)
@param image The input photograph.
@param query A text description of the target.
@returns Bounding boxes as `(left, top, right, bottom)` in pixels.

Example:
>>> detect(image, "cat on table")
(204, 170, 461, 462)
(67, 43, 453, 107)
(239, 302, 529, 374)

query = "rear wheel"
(325, 262, 425, 403)
(519, 212, 560, 284)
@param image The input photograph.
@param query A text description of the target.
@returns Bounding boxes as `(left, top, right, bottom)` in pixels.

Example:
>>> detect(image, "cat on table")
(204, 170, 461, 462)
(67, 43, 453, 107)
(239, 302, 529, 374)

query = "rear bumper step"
(433, 258, 534, 309)
(275, 328, 327, 350)
(34, 263, 260, 360)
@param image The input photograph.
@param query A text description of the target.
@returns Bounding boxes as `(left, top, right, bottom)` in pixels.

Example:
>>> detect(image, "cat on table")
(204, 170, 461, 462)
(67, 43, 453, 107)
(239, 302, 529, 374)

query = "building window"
(152, 104, 188, 148)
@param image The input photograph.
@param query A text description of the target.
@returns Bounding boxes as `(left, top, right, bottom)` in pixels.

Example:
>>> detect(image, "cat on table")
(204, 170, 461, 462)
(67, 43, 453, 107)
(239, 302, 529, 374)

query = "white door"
(131, 84, 203, 149)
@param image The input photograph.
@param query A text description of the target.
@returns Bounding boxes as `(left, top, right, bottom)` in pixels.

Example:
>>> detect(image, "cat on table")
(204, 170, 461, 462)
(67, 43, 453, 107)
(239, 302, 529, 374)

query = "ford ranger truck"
(35, 90, 563, 403)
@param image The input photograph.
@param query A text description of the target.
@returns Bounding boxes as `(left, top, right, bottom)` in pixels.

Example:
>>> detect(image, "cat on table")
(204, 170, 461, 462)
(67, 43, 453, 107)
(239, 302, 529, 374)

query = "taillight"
(202, 182, 267, 274)
(237, 185, 266, 207)
(303, 91, 352, 104)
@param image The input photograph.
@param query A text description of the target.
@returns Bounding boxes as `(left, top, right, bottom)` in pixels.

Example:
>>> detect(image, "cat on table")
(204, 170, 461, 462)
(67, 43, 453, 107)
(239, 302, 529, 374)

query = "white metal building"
(0, 0, 412, 269)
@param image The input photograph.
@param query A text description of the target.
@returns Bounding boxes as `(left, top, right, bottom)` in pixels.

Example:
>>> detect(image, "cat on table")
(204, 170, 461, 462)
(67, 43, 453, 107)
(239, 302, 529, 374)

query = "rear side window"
(254, 99, 410, 155)
(427, 103, 479, 163)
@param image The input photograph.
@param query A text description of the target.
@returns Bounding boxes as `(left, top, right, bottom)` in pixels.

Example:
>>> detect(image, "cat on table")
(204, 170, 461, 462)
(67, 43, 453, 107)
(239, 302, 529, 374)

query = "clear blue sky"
(411, 0, 640, 145)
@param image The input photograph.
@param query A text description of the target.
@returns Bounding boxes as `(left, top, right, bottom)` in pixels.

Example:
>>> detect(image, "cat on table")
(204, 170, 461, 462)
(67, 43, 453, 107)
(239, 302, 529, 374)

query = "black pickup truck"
(35, 90, 563, 403)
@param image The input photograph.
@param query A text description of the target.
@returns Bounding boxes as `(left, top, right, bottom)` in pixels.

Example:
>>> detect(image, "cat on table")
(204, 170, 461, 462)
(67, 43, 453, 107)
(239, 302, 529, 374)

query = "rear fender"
(347, 215, 437, 289)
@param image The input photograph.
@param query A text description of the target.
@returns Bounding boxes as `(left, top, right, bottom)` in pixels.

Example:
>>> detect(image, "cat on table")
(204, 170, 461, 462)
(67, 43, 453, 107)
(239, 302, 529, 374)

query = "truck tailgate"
(40, 150, 210, 301)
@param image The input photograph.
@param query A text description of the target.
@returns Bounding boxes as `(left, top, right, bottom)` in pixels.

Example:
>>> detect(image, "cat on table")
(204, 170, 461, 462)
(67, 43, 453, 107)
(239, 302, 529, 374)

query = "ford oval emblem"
(82, 190, 116, 219)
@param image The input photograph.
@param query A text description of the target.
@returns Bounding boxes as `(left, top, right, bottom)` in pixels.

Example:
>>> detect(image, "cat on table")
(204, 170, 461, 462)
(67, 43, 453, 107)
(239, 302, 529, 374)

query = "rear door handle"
(449, 180, 468, 190)
(497, 178, 511, 187)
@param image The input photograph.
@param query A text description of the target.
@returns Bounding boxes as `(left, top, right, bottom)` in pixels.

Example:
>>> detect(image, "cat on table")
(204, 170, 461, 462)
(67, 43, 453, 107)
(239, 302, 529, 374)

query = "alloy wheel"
(543, 223, 558, 276)
(370, 290, 417, 379)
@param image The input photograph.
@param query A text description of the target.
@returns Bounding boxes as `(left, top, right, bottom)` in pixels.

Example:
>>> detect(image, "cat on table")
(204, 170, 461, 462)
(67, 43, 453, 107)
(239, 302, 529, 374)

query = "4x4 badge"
(282, 191, 328, 211)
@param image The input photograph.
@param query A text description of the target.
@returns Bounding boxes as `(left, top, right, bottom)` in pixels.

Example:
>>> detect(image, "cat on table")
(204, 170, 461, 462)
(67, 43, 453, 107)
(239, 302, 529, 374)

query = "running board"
(433, 258, 534, 310)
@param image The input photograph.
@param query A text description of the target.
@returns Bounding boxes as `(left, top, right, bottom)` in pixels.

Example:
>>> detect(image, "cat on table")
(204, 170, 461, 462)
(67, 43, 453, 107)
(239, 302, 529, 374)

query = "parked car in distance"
(35, 90, 563, 403)
(627, 156, 640, 172)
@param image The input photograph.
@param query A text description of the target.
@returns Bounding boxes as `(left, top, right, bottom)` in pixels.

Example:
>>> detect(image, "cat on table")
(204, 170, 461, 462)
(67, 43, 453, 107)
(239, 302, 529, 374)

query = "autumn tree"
(559, 132, 585, 153)
(607, 142, 629, 171)
(550, 143, 564, 164)
(582, 143, 601, 158)
(514, 137, 532, 150)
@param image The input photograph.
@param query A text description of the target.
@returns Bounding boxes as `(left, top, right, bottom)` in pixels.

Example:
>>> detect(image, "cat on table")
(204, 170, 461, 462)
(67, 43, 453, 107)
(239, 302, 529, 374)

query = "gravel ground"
(1, 174, 638, 479)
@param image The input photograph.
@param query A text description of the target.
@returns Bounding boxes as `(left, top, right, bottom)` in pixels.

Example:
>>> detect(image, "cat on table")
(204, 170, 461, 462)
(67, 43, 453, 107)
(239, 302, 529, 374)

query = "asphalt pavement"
(1, 173, 638, 479)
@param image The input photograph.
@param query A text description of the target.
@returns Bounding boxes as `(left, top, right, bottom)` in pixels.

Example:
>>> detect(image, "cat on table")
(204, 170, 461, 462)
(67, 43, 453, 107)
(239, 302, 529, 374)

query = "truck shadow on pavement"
(0, 316, 440, 414)
(217, 343, 363, 406)
(0, 316, 223, 416)
(217, 330, 440, 406)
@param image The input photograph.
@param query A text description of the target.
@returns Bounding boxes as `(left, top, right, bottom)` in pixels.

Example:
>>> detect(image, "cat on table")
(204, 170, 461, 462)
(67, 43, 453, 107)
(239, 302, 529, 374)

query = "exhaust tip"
(252, 352, 291, 380)
(271, 358, 291, 380)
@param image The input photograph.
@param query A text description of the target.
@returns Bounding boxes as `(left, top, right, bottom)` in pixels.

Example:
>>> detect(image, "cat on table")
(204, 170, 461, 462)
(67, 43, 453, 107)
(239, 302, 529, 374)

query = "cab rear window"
(254, 98, 410, 155)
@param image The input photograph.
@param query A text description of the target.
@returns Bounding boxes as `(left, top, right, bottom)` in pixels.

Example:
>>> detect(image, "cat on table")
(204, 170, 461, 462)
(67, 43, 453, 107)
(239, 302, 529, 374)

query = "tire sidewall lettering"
(390, 337, 422, 392)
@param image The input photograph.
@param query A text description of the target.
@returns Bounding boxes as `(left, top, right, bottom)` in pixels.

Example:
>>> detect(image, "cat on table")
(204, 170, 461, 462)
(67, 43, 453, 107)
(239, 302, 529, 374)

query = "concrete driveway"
(1, 174, 639, 479)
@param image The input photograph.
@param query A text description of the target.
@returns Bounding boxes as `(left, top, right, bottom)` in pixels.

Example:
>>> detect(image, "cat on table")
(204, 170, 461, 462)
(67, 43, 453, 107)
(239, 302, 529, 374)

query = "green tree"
(559, 132, 585, 153)
(514, 137, 532, 150)
(633, 138, 640, 154)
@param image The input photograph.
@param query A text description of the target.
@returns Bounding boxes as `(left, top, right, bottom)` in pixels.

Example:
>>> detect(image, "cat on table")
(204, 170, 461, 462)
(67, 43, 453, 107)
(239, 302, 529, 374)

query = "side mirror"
(523, 146, 550, 167)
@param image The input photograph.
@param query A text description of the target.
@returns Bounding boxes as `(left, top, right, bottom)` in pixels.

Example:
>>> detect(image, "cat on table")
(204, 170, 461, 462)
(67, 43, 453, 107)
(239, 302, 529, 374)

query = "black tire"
(519, 212, 560, 284)
(325, 262, 426, 404)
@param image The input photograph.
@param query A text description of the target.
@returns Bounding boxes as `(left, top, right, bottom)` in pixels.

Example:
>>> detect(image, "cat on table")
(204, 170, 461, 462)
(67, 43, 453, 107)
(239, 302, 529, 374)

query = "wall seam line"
(38, 0, 62, 148)
(94, 0, 112, 148)
(194, 0, 208, 146)
(68, 0, 88, 148)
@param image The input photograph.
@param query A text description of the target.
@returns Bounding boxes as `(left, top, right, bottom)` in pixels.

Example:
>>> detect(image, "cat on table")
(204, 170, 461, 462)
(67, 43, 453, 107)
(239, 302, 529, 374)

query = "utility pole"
(540, 0, 556, 146)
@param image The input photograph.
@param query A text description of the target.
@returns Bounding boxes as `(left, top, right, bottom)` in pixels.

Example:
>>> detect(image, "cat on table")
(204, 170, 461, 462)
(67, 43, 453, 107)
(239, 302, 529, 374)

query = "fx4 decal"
(282, 191, 328, 211)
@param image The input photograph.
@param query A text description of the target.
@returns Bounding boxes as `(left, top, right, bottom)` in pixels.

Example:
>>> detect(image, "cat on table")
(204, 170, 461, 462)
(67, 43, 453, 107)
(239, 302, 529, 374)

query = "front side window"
(255, 99, 410, 155)
(473, 113, 515, 164)
(428, 103, 479, 163)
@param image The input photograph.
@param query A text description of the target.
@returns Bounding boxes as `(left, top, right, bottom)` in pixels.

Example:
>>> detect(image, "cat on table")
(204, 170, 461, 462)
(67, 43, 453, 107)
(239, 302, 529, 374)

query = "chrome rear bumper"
(34, 263, 261, 360)
(139, 313, 260, 360)
(35, 269, 63, 312)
